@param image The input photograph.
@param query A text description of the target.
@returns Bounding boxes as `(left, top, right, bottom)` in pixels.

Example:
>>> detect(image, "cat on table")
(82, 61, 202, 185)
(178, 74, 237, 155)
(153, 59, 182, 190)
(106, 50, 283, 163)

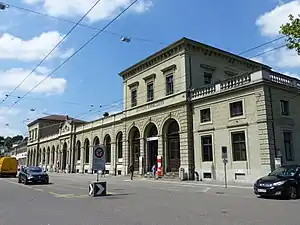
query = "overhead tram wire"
(249, 44, 287, 58)
(0, 0, 140, 119)
(6, 94, 99, 107)
(2, 2, 286, 49)
(5, 2, 166, 45)
(0, 0, 103, 107)
(238, 36, 286, 56)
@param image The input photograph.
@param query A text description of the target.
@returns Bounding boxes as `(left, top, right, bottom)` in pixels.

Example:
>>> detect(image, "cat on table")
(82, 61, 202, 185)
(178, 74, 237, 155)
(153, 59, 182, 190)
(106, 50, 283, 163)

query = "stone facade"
(9, 139, 28, 166)
(26, 37, 300, 183)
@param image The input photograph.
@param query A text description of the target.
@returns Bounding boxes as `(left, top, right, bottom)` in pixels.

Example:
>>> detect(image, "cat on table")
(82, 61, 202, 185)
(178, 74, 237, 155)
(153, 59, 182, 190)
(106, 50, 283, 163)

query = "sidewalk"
(138, 177, 253, 189)
(49, 172, 254, 189)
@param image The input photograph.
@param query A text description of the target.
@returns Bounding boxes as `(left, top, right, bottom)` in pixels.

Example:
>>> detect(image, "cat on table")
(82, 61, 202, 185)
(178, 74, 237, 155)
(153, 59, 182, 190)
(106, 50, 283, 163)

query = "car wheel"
(288, 186, 297, 199)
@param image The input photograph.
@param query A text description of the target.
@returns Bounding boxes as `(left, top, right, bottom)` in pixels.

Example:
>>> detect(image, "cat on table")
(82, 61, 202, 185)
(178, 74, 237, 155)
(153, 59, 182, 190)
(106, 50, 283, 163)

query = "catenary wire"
(238, 36, 286, 55)
(5, 2, 167, 45)
(5, 94, 99, 107)
(0, 0, 103, 107)
(0, 0, 139, 119)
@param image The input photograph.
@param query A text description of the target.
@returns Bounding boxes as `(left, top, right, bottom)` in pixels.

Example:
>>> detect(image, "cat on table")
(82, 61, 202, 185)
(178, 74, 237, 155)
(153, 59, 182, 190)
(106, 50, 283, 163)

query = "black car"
(254, 165, 300, 199)
(18, 166, 49, 185)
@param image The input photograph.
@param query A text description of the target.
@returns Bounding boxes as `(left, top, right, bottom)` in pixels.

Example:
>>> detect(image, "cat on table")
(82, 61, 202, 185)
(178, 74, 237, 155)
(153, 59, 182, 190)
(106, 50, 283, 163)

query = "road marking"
(1, 179, 45, 192)
(49, 191, 114, 199)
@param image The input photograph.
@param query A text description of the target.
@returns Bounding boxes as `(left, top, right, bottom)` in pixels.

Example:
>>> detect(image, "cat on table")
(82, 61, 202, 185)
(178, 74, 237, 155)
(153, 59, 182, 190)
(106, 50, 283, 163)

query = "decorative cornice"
(128, 81, 139, 88)
(225, 70, 238, 76)
(119, 37, 271, 80)
(143, 73, 156, 82)
(200, 64, 216, 71)
(161, 64, 177, 73)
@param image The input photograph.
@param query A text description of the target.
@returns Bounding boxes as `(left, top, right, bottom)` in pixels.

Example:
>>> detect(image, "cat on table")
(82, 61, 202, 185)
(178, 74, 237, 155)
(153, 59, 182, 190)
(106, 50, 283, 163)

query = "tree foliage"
(0, 135, 24, 149)
(280, 14, 300, 55)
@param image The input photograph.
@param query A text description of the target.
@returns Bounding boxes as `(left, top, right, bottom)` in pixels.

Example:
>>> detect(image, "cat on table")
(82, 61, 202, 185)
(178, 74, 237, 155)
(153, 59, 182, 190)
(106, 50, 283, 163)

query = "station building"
(26, 37, 300, 183)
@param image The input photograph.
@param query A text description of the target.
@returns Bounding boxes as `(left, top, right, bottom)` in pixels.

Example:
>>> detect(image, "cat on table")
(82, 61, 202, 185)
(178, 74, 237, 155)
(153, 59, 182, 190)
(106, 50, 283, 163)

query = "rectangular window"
(166, 75, 174, 95)
(230, 101, 243, 117)
(204, 72, 212, 85)
(231, 131, 247, 161)
(280, 100, 290, 116)
(200, 108, 211, 123)
(283, 131, 293, 161)
(201, 135, 213, 161)
(131, 89, 137, 107)
(147, 82, 154, 102)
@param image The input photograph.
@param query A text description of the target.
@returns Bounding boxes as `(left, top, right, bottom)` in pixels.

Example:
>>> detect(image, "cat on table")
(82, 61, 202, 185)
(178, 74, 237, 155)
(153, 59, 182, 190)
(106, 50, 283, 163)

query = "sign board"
(88, 181, 107, 197)
(221, 146, 228, 160)
(92, 145, 106, 172)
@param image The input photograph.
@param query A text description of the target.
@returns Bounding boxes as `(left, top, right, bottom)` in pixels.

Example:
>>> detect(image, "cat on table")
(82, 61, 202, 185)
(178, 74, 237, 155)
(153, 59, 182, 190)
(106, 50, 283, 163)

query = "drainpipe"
(268, 87, 277, 171)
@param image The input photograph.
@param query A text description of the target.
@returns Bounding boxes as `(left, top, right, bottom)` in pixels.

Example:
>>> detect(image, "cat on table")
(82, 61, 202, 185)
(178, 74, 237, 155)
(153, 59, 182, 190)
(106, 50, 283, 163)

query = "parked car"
(254, 165, 300, 199)
(18, 166, 49, 185)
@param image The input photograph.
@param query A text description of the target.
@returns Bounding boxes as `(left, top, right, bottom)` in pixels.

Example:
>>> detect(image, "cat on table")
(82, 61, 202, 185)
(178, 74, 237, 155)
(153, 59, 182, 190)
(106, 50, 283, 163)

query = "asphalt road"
(0, 173, 299, 225)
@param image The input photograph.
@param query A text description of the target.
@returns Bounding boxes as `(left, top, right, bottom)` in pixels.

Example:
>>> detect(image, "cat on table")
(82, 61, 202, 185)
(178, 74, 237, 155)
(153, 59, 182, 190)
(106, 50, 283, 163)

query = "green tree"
(280, 14, 300, 54)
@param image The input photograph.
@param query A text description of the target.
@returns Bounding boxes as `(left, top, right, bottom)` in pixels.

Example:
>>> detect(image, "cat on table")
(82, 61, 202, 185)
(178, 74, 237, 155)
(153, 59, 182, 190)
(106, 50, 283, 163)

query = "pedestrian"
(128, 164, 134, 180)
(152, 164, 156, 180)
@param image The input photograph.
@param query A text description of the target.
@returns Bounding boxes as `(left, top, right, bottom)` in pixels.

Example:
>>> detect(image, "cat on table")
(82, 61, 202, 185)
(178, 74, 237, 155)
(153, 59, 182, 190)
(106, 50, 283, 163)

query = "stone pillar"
(139, 138, 145, 175)
(54, 150, 58, 172)
(45, 150, 49, 171)
(70, 137, 75, 173)
(110, 140, 116, 175)
(88, 145, 93, 174)
(123, 140, 129, 175)
(80, 147, 84, 173)
(179, 109, 194, 180)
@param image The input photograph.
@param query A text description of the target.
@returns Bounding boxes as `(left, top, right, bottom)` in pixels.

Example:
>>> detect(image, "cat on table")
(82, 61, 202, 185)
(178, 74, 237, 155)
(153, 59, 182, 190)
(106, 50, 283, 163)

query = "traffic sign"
(221, 146, 228, 160)
(92, 145, 106, 172)
(88, 182, 107, 197)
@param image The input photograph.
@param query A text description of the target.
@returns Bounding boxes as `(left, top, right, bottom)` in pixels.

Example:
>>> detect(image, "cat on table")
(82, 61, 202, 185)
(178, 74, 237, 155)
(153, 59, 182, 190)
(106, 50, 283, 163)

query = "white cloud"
(0, 68, 67, 95)
(251, 45, 300, 69)
(0, 31, 74, 62)
(283, 71, 299, 78)
(23, 0, 153, 22)
(23, 0, 41, 4)
(0, 107, 23, 137)
(256, 0, 300, 37)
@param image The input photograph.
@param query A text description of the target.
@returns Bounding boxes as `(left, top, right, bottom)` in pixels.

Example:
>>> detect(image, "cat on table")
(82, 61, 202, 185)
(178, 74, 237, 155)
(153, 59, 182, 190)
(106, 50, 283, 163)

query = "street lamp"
(0, 2, 8, 10)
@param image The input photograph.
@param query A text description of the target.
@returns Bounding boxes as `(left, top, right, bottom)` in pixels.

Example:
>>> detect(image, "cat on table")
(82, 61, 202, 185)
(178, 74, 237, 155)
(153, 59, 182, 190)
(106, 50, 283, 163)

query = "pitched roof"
(27, 114, 86, 127)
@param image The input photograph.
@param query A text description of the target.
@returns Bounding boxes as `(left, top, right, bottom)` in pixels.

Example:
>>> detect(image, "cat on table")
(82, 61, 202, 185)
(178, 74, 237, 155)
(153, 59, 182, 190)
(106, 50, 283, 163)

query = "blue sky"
(0, 0, 299, 137)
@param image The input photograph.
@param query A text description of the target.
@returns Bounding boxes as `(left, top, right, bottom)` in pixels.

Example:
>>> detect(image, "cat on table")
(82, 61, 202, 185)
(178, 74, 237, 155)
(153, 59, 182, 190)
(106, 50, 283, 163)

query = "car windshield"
(27, 167, 42, 173)
(269, 166, 300, 177)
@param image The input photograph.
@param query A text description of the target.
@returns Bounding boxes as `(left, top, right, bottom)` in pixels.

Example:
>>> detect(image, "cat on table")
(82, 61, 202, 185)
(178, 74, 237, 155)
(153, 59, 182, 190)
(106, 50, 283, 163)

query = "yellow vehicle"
(0, 157, 18, 177)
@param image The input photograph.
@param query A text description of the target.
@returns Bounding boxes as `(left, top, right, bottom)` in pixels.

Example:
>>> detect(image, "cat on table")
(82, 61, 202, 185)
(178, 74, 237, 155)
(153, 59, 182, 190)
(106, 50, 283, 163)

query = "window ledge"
(200, 121, 213, 125)
(229, 115, 246, 121)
